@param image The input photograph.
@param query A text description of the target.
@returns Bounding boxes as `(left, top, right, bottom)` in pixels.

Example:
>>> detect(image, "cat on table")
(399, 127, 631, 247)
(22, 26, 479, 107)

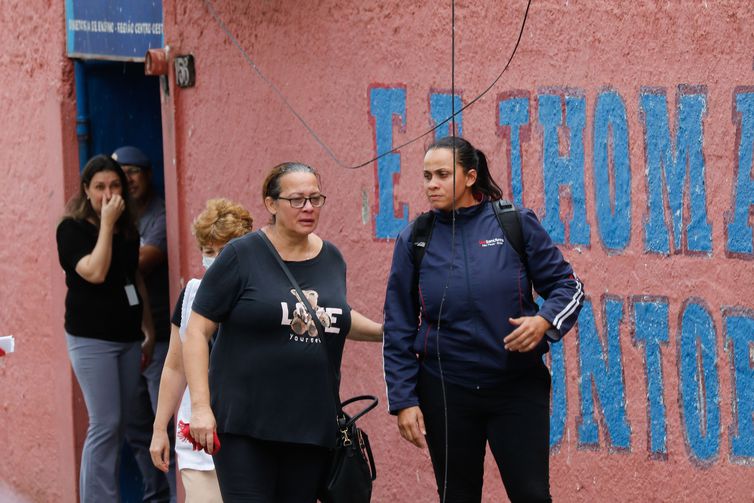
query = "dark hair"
(262, 162, 322, 222)
(262, 162, 321, 199)
(63, 154, 138, 238)
(426, 136, 503, 200)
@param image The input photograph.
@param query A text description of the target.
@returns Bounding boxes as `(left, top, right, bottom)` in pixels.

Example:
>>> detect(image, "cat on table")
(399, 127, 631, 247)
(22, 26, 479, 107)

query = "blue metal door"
(74, 59, 164, 195)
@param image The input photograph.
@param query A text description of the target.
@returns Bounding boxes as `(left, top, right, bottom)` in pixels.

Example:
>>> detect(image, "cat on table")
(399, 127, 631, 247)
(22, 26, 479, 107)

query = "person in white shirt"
(149, 198, 253, 502)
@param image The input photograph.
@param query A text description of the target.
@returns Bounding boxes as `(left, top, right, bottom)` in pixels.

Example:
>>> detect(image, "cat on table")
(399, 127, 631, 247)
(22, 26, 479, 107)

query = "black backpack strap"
(492, 199, 527, 270)
(411, 203, 528, 303)
(410, 212, 436, 309)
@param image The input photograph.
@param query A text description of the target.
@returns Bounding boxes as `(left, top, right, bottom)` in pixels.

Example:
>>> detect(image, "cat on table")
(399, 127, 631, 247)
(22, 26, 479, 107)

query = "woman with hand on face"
(56, 155, 155, 502)
(149, 198, 253, 503)
(382, 137, 584, 503)
(183, 162, 382, 502)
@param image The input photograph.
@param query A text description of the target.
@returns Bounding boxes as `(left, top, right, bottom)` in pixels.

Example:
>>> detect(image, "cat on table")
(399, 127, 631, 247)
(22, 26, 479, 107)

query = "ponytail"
(473, 148, 503, 200)
(425, 136, 503, 200)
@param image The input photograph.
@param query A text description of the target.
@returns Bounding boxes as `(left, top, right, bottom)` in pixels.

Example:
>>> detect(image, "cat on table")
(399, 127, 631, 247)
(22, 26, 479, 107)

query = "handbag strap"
(258, 231, 342, 411)
(340, 395, 379, 426)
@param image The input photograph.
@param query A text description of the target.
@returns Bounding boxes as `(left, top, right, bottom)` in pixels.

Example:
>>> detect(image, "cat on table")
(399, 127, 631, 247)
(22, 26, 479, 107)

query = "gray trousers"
(67, 334, 142, 503)
(126, 340, 177, 502)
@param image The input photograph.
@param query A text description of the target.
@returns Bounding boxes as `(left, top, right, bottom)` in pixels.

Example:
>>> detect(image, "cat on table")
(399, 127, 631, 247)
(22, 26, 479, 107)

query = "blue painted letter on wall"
(640, 89, 712, 254)
(577, 298, 631, 449)
(370, 87, 408, 239)
(727, 92, 754, 255)
(633, 298, 669, 455)
(679, 301, 720, 462)
(538, 93, 590, 245)
(430, 93, 463, 140)
(499, 96, 530, 206)
(549, 340, 567, 449)
(593, 90, 631, 251)
(725, 310, 754, 459)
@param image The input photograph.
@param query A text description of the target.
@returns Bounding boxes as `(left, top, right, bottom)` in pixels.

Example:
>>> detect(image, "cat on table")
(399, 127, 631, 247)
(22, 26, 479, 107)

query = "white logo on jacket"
(479, 237, 505, 248)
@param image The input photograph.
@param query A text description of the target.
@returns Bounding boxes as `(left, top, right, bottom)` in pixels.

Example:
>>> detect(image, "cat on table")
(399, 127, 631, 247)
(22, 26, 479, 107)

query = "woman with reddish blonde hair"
(150, 198, 253, 503)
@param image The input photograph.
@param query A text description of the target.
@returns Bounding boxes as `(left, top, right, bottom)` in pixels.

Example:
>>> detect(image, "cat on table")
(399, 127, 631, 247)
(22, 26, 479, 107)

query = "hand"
(504, 315, 551, 352)
(190, 405, 218, 455)
(100, 193, 125, 228)
(397, 406, 426, 448)
(149, 428, 171, 473)
(141, 335, 155, 370)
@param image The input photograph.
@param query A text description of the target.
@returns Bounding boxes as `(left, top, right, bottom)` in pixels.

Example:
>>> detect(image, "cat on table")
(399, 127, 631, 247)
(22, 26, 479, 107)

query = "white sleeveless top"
(175, 278, 214, 471)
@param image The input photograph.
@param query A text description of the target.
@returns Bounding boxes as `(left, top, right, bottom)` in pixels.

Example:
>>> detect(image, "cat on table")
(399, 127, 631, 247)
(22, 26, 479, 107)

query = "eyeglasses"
(276, 195, 327, 208)
(124, 166, 143, 176)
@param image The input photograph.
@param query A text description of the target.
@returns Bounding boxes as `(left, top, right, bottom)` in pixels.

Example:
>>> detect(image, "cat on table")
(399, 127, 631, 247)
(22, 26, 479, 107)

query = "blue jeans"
(67, 334, 142, 503)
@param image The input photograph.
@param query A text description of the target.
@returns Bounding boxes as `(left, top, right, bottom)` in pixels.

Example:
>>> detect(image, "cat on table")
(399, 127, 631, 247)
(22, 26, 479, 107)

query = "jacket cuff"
(388, 399, 420, 416)
(536, 311, 561, 341)
(545, 327, 561, 342)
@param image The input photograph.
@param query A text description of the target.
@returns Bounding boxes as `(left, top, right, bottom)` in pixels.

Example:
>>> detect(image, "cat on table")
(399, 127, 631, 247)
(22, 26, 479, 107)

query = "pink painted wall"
(161, 1, 754, 501)
(0, 0, 81, 501)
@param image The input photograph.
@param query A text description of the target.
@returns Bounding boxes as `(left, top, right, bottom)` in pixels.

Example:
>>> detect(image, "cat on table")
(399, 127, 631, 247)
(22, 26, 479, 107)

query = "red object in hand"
(178, 420, 221, 454)
(0, 348, 5, 357)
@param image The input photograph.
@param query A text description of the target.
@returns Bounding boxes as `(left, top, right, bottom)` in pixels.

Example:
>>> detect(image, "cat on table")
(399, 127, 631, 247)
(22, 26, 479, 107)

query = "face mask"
(202, 256, 216, 270)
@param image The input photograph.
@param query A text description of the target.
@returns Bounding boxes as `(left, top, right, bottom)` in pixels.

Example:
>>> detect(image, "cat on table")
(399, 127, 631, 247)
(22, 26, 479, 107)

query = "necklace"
(265, 227, 319, 261)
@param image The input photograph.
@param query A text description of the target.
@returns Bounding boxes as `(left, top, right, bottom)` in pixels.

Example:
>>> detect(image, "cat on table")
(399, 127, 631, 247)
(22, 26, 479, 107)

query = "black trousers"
(213, 433, 330, 503)
(418, 364, 552, 503)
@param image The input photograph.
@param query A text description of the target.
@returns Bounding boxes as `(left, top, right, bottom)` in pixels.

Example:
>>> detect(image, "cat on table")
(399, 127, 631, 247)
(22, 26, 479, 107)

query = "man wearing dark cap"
(112, 146, 176, 502)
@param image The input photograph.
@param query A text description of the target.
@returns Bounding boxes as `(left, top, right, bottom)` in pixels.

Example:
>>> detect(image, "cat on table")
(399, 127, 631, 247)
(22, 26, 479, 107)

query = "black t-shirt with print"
(56, 218, 143, 342)
(191, 230, 352, 448)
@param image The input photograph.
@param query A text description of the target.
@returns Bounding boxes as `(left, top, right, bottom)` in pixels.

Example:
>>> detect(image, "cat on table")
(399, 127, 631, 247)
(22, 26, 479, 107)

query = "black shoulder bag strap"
(258, 232, 378, 430)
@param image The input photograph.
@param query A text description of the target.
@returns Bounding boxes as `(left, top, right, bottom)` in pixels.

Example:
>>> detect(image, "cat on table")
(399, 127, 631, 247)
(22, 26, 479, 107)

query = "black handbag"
(259, 232, 378, 502)
(320, 395, 378, 502)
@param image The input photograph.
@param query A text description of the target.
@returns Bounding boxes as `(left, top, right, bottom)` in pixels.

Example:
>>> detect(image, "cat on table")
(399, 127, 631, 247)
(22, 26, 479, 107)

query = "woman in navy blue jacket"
(383, 136, 584, 503)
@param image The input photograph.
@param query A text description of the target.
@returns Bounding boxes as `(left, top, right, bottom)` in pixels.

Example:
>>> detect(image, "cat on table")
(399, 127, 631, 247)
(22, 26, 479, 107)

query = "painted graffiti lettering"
(593, 90, 632, 251)
(498, 94, 530, 207)
(727, 91, 754, 256)
(538, 93, 591, 246)
(640, 88, 712, 254)
(576, 297, 631, 450)
(369, 85, 754, 258)
(725, 309, 754, 460)
(632, 297, 670, 456)
(678, 300, 720, 462)
(547, 295, 754, 463)
(369, 86, 408, 239)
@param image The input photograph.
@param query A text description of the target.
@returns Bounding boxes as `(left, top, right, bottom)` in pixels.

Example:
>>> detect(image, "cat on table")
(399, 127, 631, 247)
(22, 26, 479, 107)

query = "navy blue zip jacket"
(382, 201, 584, 414)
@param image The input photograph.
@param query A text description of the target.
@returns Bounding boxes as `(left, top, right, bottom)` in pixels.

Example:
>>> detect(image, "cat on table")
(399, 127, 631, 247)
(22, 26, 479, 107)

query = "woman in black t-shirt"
(56, 155, 155, 502)
(183, 162, 382, 502)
